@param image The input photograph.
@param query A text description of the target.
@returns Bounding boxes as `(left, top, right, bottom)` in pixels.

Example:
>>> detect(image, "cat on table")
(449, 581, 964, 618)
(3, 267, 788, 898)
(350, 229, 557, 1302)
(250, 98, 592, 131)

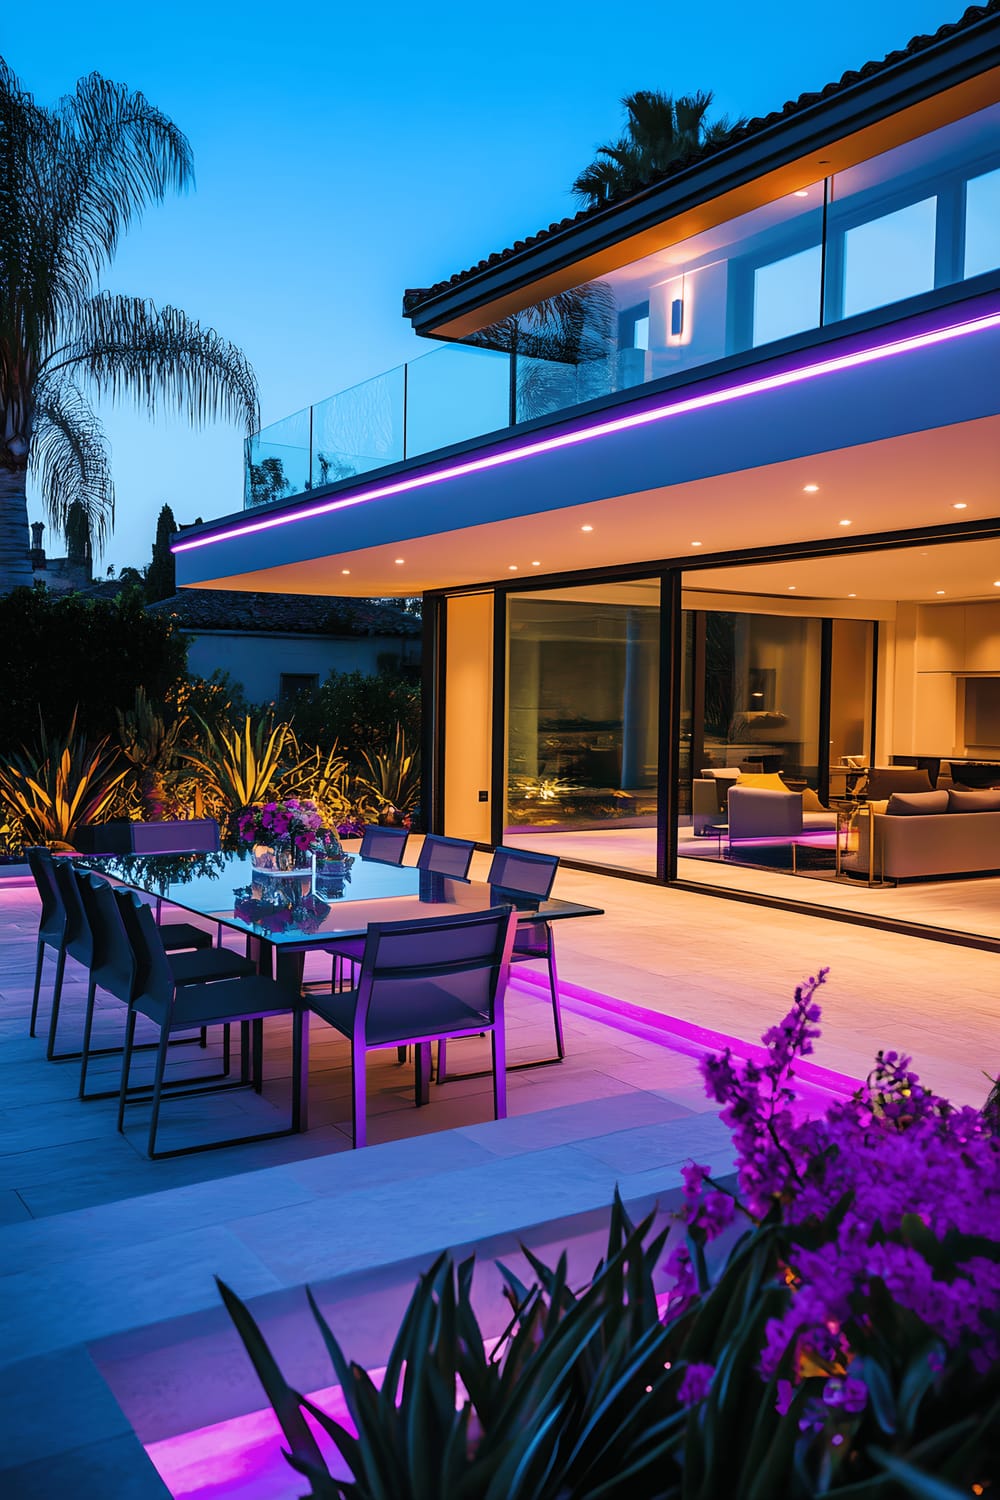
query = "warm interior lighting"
(394, 558, 405, 564)
(803, 484, 820, 493)
(936, 589, 946, 595)
(839, 519, 851, 526)
(793, 190, 810, 198)
(531, 560, 541, 566)
(508, 564, 518, 571)
(341, 568, 350, 575)
(848, 592, 857, 598)
(788, 585, 797, 591)
(993, 581, 1000, 587)
(953, 501, 968, 508)
(581, 524, 594, 532)
(691, 540, 703, 547)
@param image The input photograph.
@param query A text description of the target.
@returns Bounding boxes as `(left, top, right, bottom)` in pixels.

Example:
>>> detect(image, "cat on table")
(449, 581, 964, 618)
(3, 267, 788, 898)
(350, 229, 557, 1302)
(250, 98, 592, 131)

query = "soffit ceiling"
(188, 413, 1000, 599)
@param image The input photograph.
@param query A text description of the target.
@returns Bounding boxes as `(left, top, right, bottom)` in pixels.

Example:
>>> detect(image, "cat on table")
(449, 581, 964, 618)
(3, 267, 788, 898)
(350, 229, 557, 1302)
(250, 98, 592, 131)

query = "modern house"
(174, 1, 1000, 942)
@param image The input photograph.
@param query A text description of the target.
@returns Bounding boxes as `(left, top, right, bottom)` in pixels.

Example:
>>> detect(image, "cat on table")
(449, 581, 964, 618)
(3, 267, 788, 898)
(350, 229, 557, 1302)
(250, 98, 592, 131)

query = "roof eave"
(405, 9, 1000, 336)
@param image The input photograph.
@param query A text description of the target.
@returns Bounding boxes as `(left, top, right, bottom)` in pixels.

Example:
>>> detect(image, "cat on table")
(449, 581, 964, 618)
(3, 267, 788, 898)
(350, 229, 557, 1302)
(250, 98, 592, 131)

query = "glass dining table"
(70, 848, 605, 1130)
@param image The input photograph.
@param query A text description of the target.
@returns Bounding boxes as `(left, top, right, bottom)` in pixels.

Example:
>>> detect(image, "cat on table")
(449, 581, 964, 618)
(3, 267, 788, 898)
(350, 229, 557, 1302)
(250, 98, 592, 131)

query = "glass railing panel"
(311, 366, 405, 486)
(245, 407, 311, 507)
(404, 343, 511, 456)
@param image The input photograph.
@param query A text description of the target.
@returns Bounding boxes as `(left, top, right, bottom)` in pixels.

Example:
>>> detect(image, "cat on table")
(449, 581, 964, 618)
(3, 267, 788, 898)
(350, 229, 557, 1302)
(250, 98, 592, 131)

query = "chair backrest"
(727, 786, 803, 839)
(416, 834, 474, 879)
(122, 893, 178, 1019)
(130, 818, 221, 854)
(355, 906, 517, 1046)
(78, 875, 137, 1005)
(864, 767, 931, 799)
(25, 846, 66, 939)
(53, 859, 95, 966)
(487, 846, 559, 901)
(359, 825, 409, 864)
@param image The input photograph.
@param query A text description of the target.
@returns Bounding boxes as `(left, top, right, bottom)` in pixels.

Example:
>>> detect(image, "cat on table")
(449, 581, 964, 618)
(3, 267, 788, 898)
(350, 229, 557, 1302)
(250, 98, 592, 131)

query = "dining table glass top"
(70, 849, 604, 946)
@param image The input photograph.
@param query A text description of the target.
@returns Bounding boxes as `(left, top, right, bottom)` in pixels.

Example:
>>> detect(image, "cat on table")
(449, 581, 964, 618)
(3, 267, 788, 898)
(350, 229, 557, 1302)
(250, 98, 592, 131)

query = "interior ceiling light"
(936, 590, 946, 595)
(394, 557, 404, 564)
(581, 524, 594, 532)
(341, 568, 350, 575)
(531, 560, 541, 567)
(803, 484, 820, 493)
(788, 585, 797, 591)
(953, 501, 968, 509)
(793, 190, 810, 198)
(691, 540, 703, 547)
(839, 519, 851, 526)
(993, 581, 1000, 587)
(508, 564, 518, 571)
(848, 593, 857, 598)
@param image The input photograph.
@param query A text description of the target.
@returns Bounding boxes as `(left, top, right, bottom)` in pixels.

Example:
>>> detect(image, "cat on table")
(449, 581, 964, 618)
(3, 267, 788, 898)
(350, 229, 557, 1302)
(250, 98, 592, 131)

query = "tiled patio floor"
(1, 857, 997, 1497)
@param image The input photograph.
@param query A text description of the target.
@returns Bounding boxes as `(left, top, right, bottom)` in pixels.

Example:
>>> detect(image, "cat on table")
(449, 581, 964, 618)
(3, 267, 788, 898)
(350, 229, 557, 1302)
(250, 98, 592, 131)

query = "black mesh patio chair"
(118, 894, 307, 1159)
(76, 874, 256, 1100)
(437, 847, 563, 1083)
(416, 834, 475, 879)
(25, 847, 68, 1041)
(359, 825, 409, 864)
(307, 906, 516, 1148)
(45, 860, 216, 1063)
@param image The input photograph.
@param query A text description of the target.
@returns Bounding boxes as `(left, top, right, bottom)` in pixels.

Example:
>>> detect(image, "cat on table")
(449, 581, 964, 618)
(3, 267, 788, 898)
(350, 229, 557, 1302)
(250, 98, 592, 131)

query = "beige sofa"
(850, 788, 1000, 880)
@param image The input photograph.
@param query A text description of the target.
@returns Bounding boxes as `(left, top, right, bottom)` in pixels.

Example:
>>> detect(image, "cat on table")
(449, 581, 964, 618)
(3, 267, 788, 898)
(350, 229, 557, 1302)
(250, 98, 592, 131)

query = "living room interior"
(505, 528, 1000, 942)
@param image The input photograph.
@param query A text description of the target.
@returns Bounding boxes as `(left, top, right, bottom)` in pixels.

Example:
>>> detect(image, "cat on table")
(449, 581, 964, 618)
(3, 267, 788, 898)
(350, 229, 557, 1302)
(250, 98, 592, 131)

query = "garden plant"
(221, 971, 1000, 1498)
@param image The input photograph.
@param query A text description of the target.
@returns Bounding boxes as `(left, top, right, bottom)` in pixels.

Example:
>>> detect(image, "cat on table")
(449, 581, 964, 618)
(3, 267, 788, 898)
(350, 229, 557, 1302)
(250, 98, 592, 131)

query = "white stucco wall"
(183, 630, 417, 701)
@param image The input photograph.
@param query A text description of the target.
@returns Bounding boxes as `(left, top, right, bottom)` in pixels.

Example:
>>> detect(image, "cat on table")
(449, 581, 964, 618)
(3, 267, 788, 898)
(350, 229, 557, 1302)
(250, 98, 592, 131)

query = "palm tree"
(0, 60, 259, 592)
(573, 90, 745, 210)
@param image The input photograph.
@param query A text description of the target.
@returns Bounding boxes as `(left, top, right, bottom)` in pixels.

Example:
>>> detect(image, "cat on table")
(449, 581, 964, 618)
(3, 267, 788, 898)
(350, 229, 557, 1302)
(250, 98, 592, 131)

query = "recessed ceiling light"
(508, 564, 518, 571)
(839, 519, 851, 526)
(531, 560, 541, 567)
(936, 590, 946, 596)
(394, 558, 405, 564)
(848, 593, 857, 598)
(581, 524, 594, 532)
(691, 540, 703, 547)
(953, 502, 968, 509)
(993, 581, 1000, 587)
(793, 189, 809, 198)
(341, 568, 350, 575)
(788, 585, 797, 591)
(803, 484, 819, 493)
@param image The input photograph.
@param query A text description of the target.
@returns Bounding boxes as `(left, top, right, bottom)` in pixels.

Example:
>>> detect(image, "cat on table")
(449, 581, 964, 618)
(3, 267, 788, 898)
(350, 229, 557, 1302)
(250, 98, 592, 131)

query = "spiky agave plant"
(354, 724, 420, 822)
(278, 741, 351, 827)
(115, 686, 187, 819)
(181, 712, 296, 818)
(0, 708, 126, 847)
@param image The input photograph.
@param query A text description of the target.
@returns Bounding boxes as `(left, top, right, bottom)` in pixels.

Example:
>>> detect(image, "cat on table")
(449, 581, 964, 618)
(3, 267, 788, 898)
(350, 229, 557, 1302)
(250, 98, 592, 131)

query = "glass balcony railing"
(245, 99, 1000, 509)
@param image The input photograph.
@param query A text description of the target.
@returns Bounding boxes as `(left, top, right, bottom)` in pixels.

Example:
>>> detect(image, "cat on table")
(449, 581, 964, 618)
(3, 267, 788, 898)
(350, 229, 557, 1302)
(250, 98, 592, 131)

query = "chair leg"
(240, 1020, 251, 1084)
(437, 1038, 448, 1083)
(29, 939, 46, 1037)
(492, 1027, 507, 1121)
(351, 1042, 366, 1149)
(415, 1043, 431, 1106)
(291, 1011, 304, 1133)
(547, 936, 565, 1061)
(222, 1023, 232, 1076)
(78, 977, 98, 1099)
(147, 1027, 173, 1159)
(118, 1009, 138, 1132)
(252, 1019, 263, 1092)
(396, 1045, 408, 1065)
(44, 948, 68, 1061)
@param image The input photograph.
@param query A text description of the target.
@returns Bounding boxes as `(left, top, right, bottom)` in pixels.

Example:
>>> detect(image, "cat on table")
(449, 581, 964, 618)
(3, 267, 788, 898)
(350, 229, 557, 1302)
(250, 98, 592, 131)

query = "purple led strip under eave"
(173, 308, 1000, 555)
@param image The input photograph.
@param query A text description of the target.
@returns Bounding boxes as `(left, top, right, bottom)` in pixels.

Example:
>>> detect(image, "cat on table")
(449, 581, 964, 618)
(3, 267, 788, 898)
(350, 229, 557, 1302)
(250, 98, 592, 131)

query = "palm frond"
(30, 379, 114, 550)
(49, 292, 260, 433)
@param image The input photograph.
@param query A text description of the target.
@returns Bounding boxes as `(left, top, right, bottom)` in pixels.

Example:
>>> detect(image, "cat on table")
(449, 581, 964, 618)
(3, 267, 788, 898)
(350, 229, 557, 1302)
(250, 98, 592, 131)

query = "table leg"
(415, 1042, 431, 1106)
(274, 947, 309, 1133)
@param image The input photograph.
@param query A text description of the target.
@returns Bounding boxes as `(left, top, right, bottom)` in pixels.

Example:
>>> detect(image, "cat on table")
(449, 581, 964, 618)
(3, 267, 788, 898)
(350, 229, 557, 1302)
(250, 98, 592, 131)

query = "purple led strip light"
(173, 308, 1000, 555)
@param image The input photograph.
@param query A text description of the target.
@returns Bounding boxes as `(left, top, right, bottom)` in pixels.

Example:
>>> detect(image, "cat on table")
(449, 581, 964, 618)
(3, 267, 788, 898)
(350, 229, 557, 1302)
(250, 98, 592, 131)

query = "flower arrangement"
(220, 974, 1000, 1497)
(237, 798, 342, 866)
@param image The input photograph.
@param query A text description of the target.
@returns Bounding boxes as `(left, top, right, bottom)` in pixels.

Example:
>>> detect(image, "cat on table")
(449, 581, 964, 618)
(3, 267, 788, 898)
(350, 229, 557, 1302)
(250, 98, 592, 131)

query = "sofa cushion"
(885, 790, 949, 816)
(947, 787, 1000, 813)
(801, 785, 827, 813)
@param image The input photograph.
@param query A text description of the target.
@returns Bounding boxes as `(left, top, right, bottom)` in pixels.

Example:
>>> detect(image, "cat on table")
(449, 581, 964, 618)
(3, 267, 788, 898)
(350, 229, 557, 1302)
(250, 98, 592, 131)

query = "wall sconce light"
(670, 298, 685, 337)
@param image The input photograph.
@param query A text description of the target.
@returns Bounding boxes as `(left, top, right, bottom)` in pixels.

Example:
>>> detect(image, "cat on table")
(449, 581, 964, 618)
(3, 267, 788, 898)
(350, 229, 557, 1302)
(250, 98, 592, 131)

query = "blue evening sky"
(3, 0, 959, 571)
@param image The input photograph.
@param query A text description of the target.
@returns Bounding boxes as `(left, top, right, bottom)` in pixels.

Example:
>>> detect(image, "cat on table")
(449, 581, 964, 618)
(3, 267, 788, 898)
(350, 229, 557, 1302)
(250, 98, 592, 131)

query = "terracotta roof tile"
(402, 2, 1000, 316)
(147, 590, 421, 637)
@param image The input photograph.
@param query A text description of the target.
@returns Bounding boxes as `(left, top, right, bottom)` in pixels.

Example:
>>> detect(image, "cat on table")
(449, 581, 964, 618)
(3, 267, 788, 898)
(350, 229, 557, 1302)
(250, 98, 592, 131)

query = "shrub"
(289, 669, 420, 771)
(0, 585, 187, 754)
(221, 974, 1000, 1498)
